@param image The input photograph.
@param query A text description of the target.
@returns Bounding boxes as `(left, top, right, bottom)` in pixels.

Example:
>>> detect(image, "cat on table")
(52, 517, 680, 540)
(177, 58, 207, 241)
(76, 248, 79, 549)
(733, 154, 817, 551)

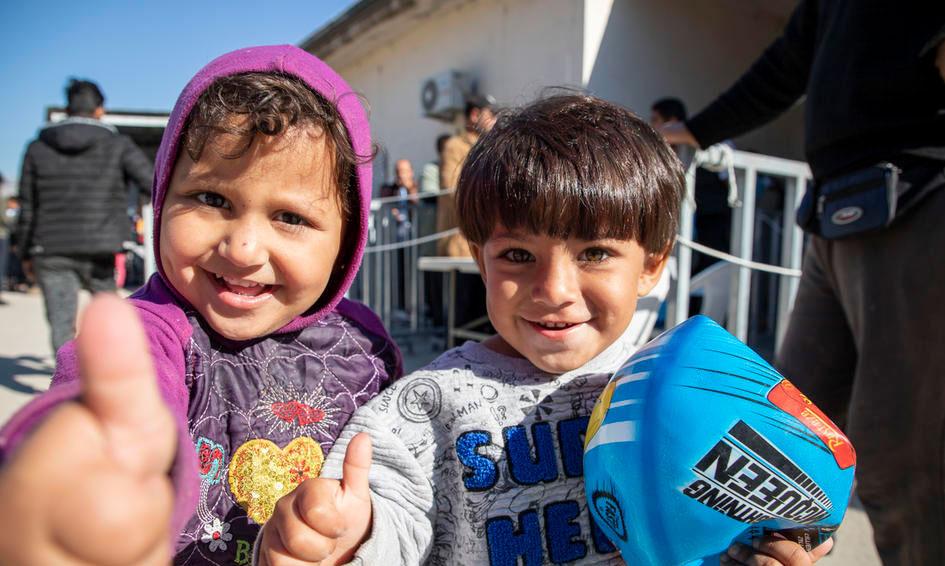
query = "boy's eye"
(195, 192, 228, 209)
(501, 248, 534, 263)
(276, 212, 308, 227)
(580, 247, 611, 263)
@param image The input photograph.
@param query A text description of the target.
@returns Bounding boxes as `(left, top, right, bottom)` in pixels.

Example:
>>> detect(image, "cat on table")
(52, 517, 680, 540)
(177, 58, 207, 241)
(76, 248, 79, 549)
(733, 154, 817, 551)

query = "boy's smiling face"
(471, 227, 667, 374)
(160, 127, 345, 341)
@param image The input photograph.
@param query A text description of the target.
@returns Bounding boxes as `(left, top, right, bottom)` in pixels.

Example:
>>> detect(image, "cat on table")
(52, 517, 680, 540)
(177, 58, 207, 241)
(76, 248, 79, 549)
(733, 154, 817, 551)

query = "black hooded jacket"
(17, 117, 153, 259)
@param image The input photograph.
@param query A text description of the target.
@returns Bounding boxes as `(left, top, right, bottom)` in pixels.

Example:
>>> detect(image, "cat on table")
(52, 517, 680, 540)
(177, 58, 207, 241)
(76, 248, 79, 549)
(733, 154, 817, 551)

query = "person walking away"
(16, 79, 153, 352)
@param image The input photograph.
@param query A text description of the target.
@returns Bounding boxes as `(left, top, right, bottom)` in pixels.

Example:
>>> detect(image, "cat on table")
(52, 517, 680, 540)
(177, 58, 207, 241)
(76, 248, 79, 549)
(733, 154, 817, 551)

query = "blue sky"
(0, 0, 356, 193)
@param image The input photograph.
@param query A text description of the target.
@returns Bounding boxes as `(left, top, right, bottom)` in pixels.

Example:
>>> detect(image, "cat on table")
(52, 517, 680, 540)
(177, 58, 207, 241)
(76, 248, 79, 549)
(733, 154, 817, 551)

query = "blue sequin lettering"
(486, 510, 543, 566)
(556, 416, 588, 478)
(504, 423, 558, 485)
(456, 430, 498, 490)
(544, 500, 587, 563)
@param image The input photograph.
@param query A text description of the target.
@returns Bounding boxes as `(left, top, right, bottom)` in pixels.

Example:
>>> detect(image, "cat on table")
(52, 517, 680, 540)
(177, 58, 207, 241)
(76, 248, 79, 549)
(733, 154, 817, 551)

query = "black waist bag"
(797, 163, 899, 240)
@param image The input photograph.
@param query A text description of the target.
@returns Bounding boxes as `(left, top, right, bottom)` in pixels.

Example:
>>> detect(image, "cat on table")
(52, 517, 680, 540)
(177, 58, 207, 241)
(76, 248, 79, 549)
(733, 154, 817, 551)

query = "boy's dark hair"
(651, 97, 687, 122)
(457, 94, 683, 254)
(180, 72, 365, 222)
(66, 79, 105, 117)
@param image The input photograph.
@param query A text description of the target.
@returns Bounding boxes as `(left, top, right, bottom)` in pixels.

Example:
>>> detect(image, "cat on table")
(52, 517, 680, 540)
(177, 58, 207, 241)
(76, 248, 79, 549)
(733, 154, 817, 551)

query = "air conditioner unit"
(420, 70, 472, 121)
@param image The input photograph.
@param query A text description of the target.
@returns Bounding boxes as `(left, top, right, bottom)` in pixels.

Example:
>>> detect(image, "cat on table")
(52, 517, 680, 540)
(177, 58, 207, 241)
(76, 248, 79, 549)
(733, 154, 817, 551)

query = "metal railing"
(141, 149, 811, 356)
(356, 192, 447, 339)
(670, 147, 811, 353)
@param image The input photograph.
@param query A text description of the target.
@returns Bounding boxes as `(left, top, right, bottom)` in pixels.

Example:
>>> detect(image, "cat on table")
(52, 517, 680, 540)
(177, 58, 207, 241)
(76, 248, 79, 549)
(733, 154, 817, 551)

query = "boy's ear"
(469, 243, 487, 283)
(637, 247, 671, 297)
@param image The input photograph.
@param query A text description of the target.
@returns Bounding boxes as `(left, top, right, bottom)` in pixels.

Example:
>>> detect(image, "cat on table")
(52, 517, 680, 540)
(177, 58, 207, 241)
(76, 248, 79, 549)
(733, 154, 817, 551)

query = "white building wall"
(584, 0, 804, 159)
(324, 0, 584, 191)
(321, 0, 805, 189)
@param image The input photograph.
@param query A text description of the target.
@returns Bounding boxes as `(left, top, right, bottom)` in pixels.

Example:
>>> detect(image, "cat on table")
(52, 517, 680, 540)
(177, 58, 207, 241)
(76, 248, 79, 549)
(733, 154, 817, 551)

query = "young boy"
(0, 45, 400, 565)
(256, 95, 832, 565)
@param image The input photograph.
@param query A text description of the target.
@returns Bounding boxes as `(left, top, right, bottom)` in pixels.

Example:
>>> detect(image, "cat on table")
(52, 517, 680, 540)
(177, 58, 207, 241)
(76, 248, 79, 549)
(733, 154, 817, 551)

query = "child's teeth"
(222, 276, 260, 288)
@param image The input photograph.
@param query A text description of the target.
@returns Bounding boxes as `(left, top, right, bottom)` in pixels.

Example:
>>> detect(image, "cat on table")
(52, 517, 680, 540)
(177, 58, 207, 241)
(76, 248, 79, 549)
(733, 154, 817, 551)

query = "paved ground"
(0, 290, 880, 564)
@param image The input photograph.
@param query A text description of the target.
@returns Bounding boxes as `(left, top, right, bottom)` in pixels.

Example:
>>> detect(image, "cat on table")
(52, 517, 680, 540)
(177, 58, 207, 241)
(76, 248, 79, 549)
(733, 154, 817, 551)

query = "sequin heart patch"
(228, 436, 324, 524)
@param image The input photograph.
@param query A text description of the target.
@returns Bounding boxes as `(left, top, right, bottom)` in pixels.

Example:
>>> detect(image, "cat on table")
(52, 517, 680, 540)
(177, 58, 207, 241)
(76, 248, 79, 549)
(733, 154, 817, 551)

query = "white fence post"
(672, 169, 696, 327)
(775, 174, 808, 351)
(731, 167, 757, 342)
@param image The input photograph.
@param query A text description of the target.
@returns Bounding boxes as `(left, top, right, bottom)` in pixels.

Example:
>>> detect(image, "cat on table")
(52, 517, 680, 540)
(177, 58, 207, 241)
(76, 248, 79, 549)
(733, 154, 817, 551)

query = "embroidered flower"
(201, 518, 232, 552)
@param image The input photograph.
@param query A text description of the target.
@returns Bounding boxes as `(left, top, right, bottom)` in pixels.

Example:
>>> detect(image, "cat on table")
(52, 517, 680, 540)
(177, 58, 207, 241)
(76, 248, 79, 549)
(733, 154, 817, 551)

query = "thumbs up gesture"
(0, 294, 179, 565)
(258, 433, 374, 566)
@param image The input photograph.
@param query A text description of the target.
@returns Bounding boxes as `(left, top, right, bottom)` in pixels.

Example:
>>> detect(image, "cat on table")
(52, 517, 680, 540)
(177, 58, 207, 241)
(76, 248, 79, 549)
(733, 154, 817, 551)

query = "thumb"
(810, 537, 834, 560)
(340, 433, 372, 498)
(78, 293, 176, 474)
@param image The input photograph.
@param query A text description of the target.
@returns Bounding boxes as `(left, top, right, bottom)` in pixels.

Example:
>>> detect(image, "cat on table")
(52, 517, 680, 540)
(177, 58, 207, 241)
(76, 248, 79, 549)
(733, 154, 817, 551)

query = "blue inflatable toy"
(584, 316, 855, 565)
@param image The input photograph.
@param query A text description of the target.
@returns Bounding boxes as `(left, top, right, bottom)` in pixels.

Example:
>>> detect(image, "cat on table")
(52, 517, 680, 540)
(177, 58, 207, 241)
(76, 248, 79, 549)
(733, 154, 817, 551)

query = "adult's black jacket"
(17, 117, 153, 259)
(686, 1, 945, 182)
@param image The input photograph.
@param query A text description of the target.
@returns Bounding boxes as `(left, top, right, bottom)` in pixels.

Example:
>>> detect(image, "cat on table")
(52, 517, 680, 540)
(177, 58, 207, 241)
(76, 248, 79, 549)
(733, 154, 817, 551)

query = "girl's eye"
(501, 248, 534, 263)
(195, 192, 228, 209)
(276, 212, 308, 227)
(581, 247, 611, 263)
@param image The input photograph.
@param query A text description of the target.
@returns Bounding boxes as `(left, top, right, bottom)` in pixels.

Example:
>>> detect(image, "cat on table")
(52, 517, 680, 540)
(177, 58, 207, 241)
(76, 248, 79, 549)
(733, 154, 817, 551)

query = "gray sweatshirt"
(321, 330, 642, 565)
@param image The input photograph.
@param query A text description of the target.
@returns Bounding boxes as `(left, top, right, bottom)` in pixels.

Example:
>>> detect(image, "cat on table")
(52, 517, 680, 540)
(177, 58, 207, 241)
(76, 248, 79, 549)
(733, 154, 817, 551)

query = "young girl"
(0, 45, 401, 565)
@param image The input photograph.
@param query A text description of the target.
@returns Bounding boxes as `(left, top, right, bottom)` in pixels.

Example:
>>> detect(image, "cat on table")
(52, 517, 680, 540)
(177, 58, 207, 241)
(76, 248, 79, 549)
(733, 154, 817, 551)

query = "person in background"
(660, 3, 945, 562)
(16, 79, 153, 352)
(380, 159, 420, 318)
(421, 133, 451, 195)
(436, 95, 497, 334)
(437, 94, 496, 258)
(3, 196, 29, 293)
(380, 158, 420, 237)
(650, 97, 733, 274)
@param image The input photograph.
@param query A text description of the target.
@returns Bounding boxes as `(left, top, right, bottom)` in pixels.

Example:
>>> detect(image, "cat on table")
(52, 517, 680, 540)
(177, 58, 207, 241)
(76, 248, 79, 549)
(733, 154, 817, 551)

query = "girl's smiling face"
(160, 127, 346, 341)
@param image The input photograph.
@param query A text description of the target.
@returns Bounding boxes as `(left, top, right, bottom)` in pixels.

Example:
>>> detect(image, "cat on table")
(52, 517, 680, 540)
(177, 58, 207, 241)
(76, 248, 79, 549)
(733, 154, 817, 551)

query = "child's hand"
(0, 294, 178, 565)
(258, 433, 373, 566)
(721, 535, 834, 566)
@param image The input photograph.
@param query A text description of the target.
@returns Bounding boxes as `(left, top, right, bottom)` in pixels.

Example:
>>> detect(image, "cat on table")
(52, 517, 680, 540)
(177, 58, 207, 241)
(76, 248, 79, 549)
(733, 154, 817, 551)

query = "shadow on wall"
(0, 355, 53, 394)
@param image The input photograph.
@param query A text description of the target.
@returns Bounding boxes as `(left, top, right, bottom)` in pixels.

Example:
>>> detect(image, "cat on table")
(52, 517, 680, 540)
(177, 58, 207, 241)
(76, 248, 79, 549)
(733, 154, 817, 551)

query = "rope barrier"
(365, 159, 798, 274)
(363, 228, 459, 253)
(676, 236, 802, 277)
(363, 225, 801, 277)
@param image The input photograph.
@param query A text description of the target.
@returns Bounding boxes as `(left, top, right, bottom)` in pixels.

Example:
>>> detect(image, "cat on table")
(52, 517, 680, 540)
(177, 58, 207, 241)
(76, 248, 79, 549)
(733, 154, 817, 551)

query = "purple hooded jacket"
(0, 45, 402, 565)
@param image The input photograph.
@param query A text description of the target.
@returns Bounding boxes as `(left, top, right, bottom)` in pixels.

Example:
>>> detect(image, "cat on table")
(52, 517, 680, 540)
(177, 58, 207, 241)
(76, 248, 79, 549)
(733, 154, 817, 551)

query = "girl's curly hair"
(180, 72, 372, 221)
